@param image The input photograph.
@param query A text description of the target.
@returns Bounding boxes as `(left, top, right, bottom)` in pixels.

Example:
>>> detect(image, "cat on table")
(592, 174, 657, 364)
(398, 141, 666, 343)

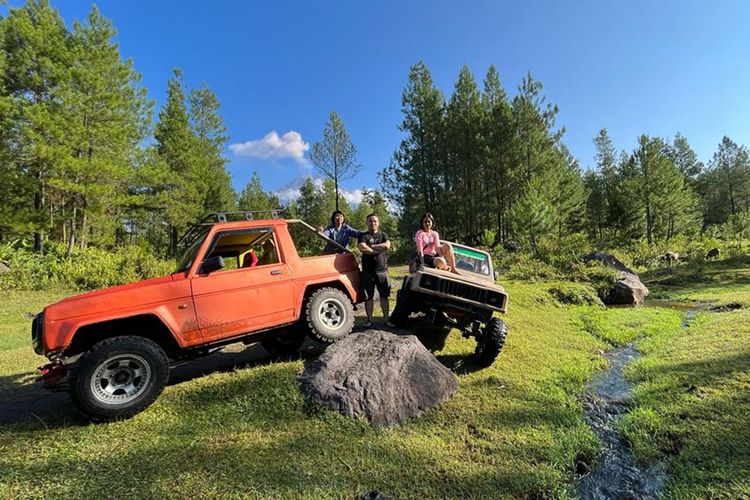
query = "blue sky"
(4, 1, 750, 203)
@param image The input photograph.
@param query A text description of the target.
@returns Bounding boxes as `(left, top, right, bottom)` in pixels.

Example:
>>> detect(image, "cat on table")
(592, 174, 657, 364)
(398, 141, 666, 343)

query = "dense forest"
(2, 1, 749, 269)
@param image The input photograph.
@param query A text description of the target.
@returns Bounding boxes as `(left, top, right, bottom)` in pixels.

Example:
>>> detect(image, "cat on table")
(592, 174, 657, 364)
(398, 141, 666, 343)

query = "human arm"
(415, 230, 424, 261)
(371, 233, 390, 252)
(358, 233, 374, 254)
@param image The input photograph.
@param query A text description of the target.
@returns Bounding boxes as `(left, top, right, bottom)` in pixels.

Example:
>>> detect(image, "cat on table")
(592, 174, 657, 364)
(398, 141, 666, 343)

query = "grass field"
(1, 263, 748, 498)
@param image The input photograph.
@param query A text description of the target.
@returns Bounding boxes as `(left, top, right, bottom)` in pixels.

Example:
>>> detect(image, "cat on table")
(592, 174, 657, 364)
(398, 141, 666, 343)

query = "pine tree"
(154, 68, 203, 254)
(1, 0, 72, 252)
(700, 137, 750, 226)
(58, 5, 151, 252)
(509, 177, 554, 256)
(481, 65, 515, 242)
(309, 111, 361, 211)
(445, 64, 483, 242)
(381, 61, 446, 241)
(238, 172, 279, 211)
(189, 84, 235, 213)
(669, 132, 703, 183)
(511, 72, 563, 184)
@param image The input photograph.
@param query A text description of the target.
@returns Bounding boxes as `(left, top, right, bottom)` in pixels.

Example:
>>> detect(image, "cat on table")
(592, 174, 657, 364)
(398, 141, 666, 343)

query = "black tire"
(305, 287, 355, 343)
(473, 317, 507, 368)
(260, 327, 306, 356)
(69, 336, 169, 422)
(389, 278, 418, 327)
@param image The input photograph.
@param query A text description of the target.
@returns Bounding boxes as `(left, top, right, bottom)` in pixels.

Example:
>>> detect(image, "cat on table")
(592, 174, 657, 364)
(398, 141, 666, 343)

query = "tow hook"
(37, 357, 67, 388)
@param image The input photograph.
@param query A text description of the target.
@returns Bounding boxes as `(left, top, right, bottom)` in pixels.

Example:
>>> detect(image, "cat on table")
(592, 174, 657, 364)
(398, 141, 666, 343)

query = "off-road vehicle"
(32, 211, 362, 421)
(389, 242, 509, 367)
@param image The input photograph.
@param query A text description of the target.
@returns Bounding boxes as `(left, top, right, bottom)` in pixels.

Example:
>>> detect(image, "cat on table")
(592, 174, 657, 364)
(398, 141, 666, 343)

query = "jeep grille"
(420, 275, 505, 309)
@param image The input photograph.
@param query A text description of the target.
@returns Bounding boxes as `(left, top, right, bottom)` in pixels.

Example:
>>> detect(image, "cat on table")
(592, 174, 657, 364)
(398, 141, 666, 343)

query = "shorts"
(362, 271, 391, 300)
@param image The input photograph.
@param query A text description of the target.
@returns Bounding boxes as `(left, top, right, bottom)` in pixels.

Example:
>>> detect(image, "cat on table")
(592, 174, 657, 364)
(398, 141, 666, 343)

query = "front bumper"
(37, 359, 68, 388)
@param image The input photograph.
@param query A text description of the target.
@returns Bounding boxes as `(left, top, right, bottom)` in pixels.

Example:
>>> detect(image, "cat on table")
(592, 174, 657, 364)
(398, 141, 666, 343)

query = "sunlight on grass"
(2, 261, 749, 497)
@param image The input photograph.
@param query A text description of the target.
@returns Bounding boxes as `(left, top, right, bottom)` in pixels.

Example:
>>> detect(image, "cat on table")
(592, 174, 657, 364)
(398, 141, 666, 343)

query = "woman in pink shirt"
(414, 213, 457, 272)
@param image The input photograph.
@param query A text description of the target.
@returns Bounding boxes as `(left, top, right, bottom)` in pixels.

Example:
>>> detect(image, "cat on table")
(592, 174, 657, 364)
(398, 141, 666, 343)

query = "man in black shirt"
(357, 213, 391, 327)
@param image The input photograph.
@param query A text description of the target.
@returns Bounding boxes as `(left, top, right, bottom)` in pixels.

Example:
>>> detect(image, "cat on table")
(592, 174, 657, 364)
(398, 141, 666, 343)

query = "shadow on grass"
(1, 416, 560, 498)
(3, 360, 578, 498)
(626, 348, 750, 495)
(642, 258, 750, 296)
(0, 340, 326, 429)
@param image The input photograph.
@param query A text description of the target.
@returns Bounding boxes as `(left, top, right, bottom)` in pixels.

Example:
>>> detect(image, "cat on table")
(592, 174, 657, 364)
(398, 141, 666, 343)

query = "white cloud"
(229, 130, 309, 162)
(273, 175, 364, 206)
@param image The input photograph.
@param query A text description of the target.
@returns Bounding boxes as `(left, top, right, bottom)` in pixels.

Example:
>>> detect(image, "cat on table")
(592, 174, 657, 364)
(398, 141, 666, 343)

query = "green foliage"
(237, 172, 280, 211)
(548, 282, 603, 306)
(0, 241, 174, 291)
(309, 111, 361, 211)
(509, 178, 555, 256)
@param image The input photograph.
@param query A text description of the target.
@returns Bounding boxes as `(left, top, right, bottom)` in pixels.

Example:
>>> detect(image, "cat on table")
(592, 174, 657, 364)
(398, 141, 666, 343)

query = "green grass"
(0, 289, 70, 384)
(1, 261, 749, 498)
(619, 261, 750, 498)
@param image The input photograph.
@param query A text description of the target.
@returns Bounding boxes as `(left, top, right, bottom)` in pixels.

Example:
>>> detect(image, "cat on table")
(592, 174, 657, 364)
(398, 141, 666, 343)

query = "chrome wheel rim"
(90, 354, 151, 405)
(319, 298, 345, 329)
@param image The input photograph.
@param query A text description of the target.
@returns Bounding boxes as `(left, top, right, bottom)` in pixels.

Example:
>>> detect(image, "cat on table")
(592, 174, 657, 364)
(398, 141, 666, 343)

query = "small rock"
(0, 261, 9, 273)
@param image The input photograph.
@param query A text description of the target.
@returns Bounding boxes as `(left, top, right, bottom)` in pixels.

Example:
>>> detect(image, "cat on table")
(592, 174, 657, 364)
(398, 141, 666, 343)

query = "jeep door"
(190, 227, 295, 342)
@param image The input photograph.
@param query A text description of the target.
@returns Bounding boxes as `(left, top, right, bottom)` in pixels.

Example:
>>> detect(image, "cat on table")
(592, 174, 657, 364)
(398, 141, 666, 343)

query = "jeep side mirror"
(201, 255, 225, 274)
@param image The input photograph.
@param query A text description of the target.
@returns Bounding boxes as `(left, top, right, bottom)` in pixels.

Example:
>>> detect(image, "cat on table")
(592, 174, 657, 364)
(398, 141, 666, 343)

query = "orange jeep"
(31, 212, 362, 421)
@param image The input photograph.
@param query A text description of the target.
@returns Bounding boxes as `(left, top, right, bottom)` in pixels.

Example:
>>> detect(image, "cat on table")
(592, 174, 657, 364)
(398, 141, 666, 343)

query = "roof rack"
(177, 210, 285, 249)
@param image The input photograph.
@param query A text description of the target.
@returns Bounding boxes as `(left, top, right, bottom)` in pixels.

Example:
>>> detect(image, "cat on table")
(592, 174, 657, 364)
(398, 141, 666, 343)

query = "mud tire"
(305, 287, 355, 343)
(473, 317, 507, 368)
(70, 336, 169, 422)
(261, 327, 306, 356)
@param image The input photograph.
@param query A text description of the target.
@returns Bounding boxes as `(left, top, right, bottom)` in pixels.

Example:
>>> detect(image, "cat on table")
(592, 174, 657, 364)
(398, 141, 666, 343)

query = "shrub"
(548, 283, 603, 306)
(0, 241, 175, 291)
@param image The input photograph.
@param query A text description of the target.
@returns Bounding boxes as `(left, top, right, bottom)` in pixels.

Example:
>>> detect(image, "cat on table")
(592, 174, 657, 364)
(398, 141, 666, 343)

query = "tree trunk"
(66, 205, 77, 257)
(79, 196, 88, 250)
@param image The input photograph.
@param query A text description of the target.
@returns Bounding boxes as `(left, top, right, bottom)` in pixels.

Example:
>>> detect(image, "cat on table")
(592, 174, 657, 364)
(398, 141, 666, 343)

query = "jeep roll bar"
(177, 210, 285, 249)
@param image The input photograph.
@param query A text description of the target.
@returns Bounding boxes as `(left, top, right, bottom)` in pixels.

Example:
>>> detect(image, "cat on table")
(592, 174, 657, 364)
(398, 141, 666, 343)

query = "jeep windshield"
(450, 243, 492, 278)
(175, 228, 210, 272)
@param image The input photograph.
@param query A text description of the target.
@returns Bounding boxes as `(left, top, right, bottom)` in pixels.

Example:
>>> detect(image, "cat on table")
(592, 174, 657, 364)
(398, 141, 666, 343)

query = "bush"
(0, 241, 175, 291)
(548, 283, 603, 306)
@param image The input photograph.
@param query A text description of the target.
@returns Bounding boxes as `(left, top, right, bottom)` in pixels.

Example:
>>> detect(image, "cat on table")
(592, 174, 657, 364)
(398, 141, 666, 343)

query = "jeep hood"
(419, 267, 506, 292)
(44, 274, 182, 321)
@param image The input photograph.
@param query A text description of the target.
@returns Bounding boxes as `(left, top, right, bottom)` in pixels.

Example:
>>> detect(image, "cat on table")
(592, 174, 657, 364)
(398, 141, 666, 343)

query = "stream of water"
(576, 300, 708, 499)
(576, 344, 667, 499)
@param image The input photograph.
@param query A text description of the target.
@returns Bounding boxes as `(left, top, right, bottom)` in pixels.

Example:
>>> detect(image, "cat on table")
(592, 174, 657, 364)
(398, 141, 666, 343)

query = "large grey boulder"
(583, 252, 649, 305)
(298, 330, 458, 427)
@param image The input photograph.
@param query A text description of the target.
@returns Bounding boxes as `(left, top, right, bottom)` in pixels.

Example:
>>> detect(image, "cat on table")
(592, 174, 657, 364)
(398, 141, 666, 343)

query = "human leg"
(380, 297, 390, 323)
(440, 243, 460, 274)
(364, 300, 374, 326)
(374, 271, 392, 323)
(362, 272, 376, 326)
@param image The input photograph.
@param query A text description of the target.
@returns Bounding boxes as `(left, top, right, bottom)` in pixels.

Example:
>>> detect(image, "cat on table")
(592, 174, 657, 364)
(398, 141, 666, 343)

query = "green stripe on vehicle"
(454, 246, 486, 259)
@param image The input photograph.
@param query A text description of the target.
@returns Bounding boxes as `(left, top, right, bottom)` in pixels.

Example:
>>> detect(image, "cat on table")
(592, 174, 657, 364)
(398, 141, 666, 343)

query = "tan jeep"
(389, 242, 509, 367)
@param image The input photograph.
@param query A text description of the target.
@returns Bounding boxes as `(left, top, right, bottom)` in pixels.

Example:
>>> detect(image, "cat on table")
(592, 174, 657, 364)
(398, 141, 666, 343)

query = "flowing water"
(576, 300, 708, 499)
(576, 345, 667, 499)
